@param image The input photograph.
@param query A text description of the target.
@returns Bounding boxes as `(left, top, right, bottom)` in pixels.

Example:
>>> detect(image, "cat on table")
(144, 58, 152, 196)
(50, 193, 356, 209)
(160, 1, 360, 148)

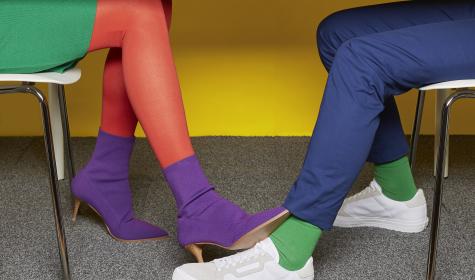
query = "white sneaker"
(173, 238, 314, 280)
(333, 180, 428, 233)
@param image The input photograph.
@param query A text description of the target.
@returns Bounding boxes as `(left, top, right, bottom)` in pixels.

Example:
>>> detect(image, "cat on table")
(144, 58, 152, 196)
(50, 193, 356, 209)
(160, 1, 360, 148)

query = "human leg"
(270, 3, 475, 273)
(100, 0, 172, 137)
(315, 3, 475, 233)
(316, 1, 475, 196)
(270, 2, 475, 270)
(286, 16, 475, 231)
(71, 0, 174, 242)
(73, 0, 287, 256)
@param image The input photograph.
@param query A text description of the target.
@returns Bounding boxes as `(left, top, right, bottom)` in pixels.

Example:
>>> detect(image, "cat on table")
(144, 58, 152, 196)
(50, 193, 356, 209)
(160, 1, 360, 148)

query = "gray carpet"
(0, 136, 473, 280)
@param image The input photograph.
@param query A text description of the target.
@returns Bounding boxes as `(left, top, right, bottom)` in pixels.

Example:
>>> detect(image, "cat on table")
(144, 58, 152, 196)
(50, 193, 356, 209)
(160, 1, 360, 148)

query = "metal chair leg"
(427, 100, 449, 280)
(426, 90, 475, 280)
(28, 87, 72, 280)
(57, 85, 75, 180)
(409, 90, 426, 171)
(434, 89, 451, 178)
(0, 85, 72, 279)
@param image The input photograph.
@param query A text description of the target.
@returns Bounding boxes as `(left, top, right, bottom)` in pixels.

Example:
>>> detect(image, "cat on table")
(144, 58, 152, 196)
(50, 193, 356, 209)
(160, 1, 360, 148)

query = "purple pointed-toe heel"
(71, 130, 168, 242)
(179, 198, 289, 263)
(164, 155, 289, 262)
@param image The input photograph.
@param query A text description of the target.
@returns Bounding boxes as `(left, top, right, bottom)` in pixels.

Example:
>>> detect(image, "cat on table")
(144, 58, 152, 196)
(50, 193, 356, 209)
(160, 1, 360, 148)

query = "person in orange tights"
(71, 0, 288, 262)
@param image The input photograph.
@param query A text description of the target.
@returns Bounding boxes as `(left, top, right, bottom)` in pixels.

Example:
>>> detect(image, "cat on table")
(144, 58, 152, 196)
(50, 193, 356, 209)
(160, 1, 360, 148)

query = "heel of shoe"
(72, 198, 81, 223)
(185, 244, 204, 263)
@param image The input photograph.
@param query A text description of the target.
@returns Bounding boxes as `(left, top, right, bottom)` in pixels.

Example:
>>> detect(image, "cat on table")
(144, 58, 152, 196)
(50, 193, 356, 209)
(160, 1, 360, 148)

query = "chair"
(0, 68, 79, 280)
(409, 80, 475, 280)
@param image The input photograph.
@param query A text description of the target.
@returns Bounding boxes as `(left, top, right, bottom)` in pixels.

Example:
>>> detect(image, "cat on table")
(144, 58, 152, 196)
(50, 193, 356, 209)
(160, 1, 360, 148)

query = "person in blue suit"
(173, 2, 475, 279)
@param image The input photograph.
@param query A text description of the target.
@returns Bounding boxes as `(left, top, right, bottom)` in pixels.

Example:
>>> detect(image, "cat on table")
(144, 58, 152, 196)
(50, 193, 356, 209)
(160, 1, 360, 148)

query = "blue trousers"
(284, 1, 475, 230)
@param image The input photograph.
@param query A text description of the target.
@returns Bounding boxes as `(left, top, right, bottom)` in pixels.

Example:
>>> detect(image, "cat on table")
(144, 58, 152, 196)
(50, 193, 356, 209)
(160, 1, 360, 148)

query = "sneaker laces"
(346, 181, 380, 202)
(213, 241, 268, 271)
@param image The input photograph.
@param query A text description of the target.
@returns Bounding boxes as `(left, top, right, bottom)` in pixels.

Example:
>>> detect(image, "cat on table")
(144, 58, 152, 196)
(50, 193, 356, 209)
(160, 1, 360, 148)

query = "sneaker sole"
(173, 258, 315, 280)
(333, 216, 429, 233)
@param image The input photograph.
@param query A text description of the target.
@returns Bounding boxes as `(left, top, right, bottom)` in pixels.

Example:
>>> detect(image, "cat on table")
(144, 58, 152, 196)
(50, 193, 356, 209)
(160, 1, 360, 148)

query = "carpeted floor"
(0, 136, 473, 280)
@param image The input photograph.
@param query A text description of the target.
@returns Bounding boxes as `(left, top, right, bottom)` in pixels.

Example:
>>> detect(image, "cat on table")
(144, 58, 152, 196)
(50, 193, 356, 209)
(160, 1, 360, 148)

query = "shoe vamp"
(343, 196, 394, 218)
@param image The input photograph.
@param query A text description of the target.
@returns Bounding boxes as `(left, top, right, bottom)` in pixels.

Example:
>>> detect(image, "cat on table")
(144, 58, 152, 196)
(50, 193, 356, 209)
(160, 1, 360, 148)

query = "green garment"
(375, 156, 418, 201)
(0, 0, 97, 74)
(270, 216, 322, 271)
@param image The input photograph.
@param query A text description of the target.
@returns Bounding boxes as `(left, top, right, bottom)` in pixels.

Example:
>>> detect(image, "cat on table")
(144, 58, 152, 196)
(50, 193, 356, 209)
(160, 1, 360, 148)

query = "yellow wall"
(1, 0, 474, 137)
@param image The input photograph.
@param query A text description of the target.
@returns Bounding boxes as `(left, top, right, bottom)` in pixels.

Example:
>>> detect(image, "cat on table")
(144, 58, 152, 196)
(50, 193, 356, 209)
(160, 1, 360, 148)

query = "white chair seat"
(0, 68, 81, 85)
(420, 79, 475, 91)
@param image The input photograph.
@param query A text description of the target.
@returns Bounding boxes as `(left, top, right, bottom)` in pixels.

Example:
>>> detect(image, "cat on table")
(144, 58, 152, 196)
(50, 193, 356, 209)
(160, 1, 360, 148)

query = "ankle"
(164, 155, 215, 210)
(177, 188, 218, 216)
(270, 216, 321, 271)
(79, 129, 134, 178)
(381, 187, 417, 202)
(376, 177, 417, 202)
(374, 156, 417, 202)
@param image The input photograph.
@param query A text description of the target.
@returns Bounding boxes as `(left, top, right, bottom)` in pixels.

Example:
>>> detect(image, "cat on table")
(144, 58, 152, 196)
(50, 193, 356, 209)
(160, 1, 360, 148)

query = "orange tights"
(89, 0, 193, 168)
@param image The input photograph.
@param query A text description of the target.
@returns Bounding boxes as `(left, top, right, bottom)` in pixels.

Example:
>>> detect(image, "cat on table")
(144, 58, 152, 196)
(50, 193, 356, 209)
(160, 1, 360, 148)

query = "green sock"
(270, 216, 322, 271)
(374, 156, 417, 202)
